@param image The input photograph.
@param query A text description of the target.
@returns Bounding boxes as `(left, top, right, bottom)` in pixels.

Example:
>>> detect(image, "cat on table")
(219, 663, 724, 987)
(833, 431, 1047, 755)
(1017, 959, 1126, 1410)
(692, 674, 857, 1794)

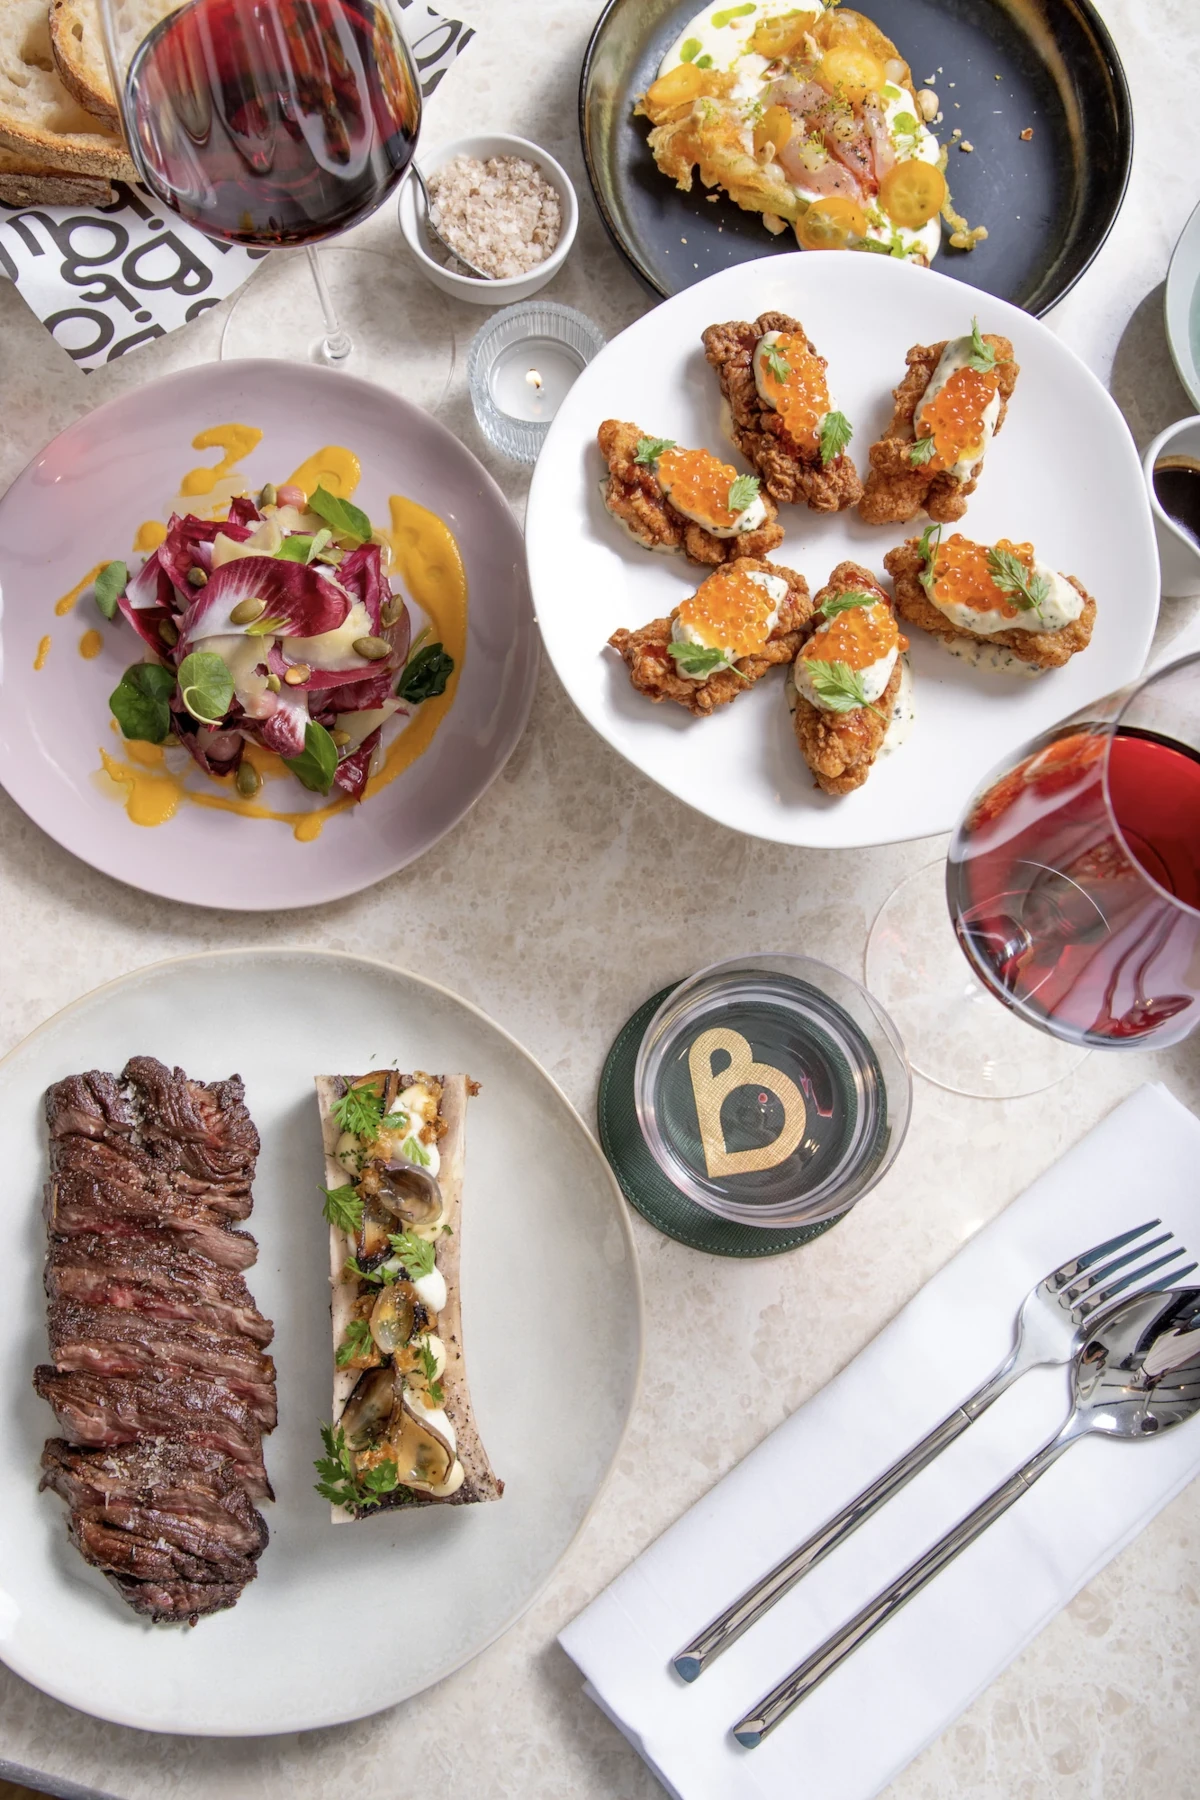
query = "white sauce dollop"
(929, 561, 1082, 636)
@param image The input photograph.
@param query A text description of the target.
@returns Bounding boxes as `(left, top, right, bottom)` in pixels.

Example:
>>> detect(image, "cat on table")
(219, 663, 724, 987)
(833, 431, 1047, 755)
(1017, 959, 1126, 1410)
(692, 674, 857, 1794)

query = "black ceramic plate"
(579, 0, 1132, 315)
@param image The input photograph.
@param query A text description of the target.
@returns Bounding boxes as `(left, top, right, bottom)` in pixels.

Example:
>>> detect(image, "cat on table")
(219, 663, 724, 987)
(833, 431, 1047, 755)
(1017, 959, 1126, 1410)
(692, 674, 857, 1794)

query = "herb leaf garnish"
(634, 436, 676, 466)
(908, 435, 937, 467)
(917, 522, 943, 593)
(335, 1318, 376, 1367)
(94, 561, 127, 620)
(417, 1339, 445, 1404)
(818, 589, 879, 620)
(668, 640, 730, 679)
(344, 1256, 399, 1287)
(332, 1083, 385, 1140)
(387, 1230, 437, 1278)
(321, 1183, 363, 1233)
(967, 316, 997, 373)
(283, 719, 339, 795)
(396, 643, 454, 704)
(763, 343, 790, 383)
(806, 658, 883, 716)
(177, 650, 234, 725)
(314, 1423, 401, 1509)
(727, 473, 760, 513)
(818, 410, 853, 466)
(308, 485, 372, 545)
(986, 546, 1050, 617)
(109, 662, 176, 744)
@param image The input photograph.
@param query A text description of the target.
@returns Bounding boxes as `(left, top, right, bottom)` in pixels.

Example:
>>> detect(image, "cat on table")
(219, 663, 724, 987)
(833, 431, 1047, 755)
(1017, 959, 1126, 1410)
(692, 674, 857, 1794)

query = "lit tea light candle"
(489, 338, 586, 423)
(468, 300, 606, 464)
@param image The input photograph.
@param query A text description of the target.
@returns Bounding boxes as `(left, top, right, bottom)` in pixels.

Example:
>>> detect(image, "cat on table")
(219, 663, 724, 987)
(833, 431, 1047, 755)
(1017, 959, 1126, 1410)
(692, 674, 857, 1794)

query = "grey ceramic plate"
(0, 361, 538, 911)
(580, 0, 1132, 315)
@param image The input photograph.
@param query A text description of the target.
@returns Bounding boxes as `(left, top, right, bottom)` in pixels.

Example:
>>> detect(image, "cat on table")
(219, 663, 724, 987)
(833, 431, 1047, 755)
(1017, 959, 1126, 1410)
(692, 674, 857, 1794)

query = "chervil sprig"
(763, 343, 790, 382)
(314, 1423, 400, 1509)
(806, 659, 885, 718)
(335, 1318, 375, 1368)
(331, 1084, 384, 1140)
(967, 316, 997, 373)
(634, 436, 676, 466)
(818, 589, 878, 620)
(321, 1184, 363, 1233)
(727, 473, 760, 513)
(986, 545, 1050, 618)
(908, 435, 937, 467)
(387, 1230, 437, 1279)
(818, 409, 853, 467)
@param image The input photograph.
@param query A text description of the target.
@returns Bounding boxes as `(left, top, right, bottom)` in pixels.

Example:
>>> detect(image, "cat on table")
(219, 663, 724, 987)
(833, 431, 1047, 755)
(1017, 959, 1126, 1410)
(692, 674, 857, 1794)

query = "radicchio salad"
(95, 482, 454, 803)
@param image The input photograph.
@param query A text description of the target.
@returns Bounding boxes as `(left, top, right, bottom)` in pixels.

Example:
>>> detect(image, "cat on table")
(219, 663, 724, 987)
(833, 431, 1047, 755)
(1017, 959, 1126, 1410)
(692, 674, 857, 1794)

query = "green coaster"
(597, 986, 846, 1259)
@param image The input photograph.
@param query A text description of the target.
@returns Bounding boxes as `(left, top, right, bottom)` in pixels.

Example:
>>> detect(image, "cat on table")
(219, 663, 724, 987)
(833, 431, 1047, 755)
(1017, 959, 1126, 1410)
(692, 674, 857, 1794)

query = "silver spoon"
(409, 165, 492, 281)
(733, 1285, 1200, 1748)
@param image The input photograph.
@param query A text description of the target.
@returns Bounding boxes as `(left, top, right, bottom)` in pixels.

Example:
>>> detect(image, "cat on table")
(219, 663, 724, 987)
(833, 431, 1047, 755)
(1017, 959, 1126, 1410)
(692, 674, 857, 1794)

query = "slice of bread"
(0, 0, 135, 178)
(50, 0, 118, 125)
(0, 142, 112, 204)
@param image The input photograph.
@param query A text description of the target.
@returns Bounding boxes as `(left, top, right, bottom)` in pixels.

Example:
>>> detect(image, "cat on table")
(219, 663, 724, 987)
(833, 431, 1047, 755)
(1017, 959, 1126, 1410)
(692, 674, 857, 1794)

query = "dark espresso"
(1153, 455, 1200, 547)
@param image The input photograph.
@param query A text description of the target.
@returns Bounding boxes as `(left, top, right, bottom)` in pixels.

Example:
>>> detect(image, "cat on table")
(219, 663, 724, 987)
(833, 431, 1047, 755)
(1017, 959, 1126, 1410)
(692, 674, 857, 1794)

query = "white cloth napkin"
(560, 1083, 1200, 1800)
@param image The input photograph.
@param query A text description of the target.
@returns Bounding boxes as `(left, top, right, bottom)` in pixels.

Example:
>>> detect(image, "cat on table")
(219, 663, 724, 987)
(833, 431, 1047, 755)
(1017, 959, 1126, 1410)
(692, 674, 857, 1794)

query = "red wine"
(127, 0, 420, 247)
(947, 726, 1200, 1046)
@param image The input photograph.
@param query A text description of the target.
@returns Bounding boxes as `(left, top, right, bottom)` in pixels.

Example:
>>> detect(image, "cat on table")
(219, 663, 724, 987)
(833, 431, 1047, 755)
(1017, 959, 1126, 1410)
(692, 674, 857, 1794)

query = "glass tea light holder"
(632, 955, 912, 1236)
(467, 301, 605, 464)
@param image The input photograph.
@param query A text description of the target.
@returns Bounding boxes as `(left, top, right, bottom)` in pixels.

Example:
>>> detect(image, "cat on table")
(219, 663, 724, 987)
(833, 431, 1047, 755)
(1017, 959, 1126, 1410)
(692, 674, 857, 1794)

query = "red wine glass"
(100, 0, 421, 363)
(867, 653, 1200, 1098)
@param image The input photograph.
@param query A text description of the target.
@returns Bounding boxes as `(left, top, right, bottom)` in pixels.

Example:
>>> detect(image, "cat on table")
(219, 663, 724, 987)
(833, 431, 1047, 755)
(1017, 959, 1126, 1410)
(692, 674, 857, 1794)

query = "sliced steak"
(40, 1440, 269, 1556)
(48, 1136, 253, 1222)
(46, 1238, 273, 1347)
(69, 1512, 259, 1587)
(104, 1573, 247, 1624)
(45, 1197, 258, 1271)
(34, 1368, 270, 1494)
(123, 1058, 259, 1184)
(47, 1303, 277, 1425)
(45, 1070, 137, 1143)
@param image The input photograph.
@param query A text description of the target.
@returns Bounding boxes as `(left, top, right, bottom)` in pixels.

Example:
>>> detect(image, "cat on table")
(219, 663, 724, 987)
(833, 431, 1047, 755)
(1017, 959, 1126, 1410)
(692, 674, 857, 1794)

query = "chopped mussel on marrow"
(316, 1070, 464, 1511)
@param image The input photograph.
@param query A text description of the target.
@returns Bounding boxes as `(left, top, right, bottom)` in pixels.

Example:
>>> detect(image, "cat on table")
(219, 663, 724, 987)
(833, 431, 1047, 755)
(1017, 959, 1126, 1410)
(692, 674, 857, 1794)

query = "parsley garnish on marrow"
(322, 1183, 363, 1233)
(315, 1423, 410, 1509)
(331, 1083, 385, 1140)
(335, 1318, 375, 1367)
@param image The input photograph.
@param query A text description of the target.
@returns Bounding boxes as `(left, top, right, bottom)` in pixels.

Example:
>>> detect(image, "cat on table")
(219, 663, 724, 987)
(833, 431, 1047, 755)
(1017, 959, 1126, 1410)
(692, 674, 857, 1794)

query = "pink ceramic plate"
(0, 360, 537, 910)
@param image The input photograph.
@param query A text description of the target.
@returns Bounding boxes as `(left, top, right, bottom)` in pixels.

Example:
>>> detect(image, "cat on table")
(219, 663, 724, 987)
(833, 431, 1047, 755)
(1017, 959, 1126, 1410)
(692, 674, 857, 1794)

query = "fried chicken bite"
(701, 311, 862, 512)
(597, 419, 784, 566)
(884, 532, 1095, 671)
(859, 325, 1019, 527)
(788, 561, 910, 796)
(608, 556, 812, 718)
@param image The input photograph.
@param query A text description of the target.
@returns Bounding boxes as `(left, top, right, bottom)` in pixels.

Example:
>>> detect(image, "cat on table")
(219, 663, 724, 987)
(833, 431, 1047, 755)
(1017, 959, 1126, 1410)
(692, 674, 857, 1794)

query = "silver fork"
(673, 1219, 1194, 1682)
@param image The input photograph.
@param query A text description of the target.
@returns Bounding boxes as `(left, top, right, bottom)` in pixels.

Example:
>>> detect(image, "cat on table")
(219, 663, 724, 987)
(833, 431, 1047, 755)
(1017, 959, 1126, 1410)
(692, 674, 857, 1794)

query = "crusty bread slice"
(0, 143, 111, 204)
(50, 0, 118, 125)
(0, 0, 134, 178)
(316, 1072, 503, 1523)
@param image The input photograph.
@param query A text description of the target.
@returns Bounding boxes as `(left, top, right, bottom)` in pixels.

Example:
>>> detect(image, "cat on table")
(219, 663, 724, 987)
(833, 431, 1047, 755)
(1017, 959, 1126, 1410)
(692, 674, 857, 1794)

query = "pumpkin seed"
(186, 566, 208, 588)
(266, 672, 281, 693)
(284, 663, 310, 685)
(380, 597, 404, 628)
(353, 635, 391, 661)
(236, 760, 261, 797)
(158, 619, 179, 647)
(230, 596, 267, 626)
(259, 483, 277, 507)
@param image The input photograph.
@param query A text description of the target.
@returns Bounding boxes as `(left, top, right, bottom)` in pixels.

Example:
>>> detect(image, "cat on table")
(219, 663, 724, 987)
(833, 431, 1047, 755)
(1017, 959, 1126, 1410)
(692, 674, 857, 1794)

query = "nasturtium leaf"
(109, 662, 176, 743)
(177, 650, 235, 725)
(283, 719, 339, 794)
(308, 485, 372, 545)
(94, 561, 128, 620)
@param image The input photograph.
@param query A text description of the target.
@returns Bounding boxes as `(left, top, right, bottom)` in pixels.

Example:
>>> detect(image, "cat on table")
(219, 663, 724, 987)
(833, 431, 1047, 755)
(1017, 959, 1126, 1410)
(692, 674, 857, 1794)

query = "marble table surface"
(2, 1, 1200, 1795)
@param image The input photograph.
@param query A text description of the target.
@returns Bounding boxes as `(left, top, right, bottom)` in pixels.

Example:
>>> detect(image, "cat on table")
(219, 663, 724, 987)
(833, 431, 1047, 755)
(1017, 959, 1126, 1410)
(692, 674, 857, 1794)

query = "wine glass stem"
(306, 246, 352, 364)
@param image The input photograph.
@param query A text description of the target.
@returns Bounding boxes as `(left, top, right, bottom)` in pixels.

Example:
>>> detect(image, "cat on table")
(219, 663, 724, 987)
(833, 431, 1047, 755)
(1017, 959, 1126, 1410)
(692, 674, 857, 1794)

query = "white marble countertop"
(2, 2, 1200, 1796)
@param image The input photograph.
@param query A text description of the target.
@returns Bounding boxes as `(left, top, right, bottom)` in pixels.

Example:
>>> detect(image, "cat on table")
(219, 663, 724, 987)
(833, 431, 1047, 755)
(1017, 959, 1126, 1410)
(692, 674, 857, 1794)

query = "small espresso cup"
(1144, 416, 1200, 599)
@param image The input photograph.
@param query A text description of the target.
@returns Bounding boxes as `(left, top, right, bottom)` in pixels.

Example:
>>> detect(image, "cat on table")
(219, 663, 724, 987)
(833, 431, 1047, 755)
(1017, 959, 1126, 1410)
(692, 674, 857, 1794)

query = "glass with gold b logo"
(633, 955, 911, 1231)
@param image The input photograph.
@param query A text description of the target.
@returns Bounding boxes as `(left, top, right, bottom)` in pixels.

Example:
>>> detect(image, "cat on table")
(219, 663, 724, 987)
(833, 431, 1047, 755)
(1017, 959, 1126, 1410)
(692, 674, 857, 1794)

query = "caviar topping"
(676, 566, 779, 656)
(929, 534, 1035, 619)
(657, 447, 758, 528)
(801, 597, 901, 672)
(914, 363, 999, 473)
(753, 330, 833, 456)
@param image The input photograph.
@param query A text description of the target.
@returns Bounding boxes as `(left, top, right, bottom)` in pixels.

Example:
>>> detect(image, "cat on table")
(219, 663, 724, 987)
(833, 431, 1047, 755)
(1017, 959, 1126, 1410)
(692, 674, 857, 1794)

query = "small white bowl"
(397, 133, 578, 306)
(1144, 415, 1200, 600)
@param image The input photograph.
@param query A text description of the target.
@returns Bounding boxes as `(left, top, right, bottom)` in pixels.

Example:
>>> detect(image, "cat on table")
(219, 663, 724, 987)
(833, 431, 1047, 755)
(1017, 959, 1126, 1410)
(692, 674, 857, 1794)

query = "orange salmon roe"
(758, 331, 831, 455)
(931, 534, 1033, 619)
(916, 364, 999, 473)
(657, 446, 747, 529)
(801, 599, 902, 672)
(677, 566, 778, 656)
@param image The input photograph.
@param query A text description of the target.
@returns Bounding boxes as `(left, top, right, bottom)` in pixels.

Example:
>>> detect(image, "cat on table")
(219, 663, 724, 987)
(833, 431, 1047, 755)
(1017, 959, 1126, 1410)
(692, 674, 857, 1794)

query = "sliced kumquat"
(878, 159, 947, 229)
(677, 566, 778, 656)
(796, 195, 869, 251)
(916, 365, 1000, 472)
(753, 103, 795, 158)
(817, 44, 888, 102)
(749, 11, 819, 58)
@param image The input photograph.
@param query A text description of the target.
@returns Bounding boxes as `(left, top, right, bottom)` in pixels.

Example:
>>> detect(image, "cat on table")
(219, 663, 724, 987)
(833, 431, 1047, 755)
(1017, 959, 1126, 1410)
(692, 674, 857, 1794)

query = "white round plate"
(0, 361, 538, 910)
(526, 252, 1159, 848)
(0, 951, 641, 1735)
(1166, 196, 1200, 409)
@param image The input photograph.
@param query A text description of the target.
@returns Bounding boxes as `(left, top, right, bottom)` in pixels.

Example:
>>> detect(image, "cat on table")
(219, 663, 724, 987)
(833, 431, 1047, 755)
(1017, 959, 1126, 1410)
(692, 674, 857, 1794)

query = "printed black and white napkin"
(0, 1, 473, 372)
